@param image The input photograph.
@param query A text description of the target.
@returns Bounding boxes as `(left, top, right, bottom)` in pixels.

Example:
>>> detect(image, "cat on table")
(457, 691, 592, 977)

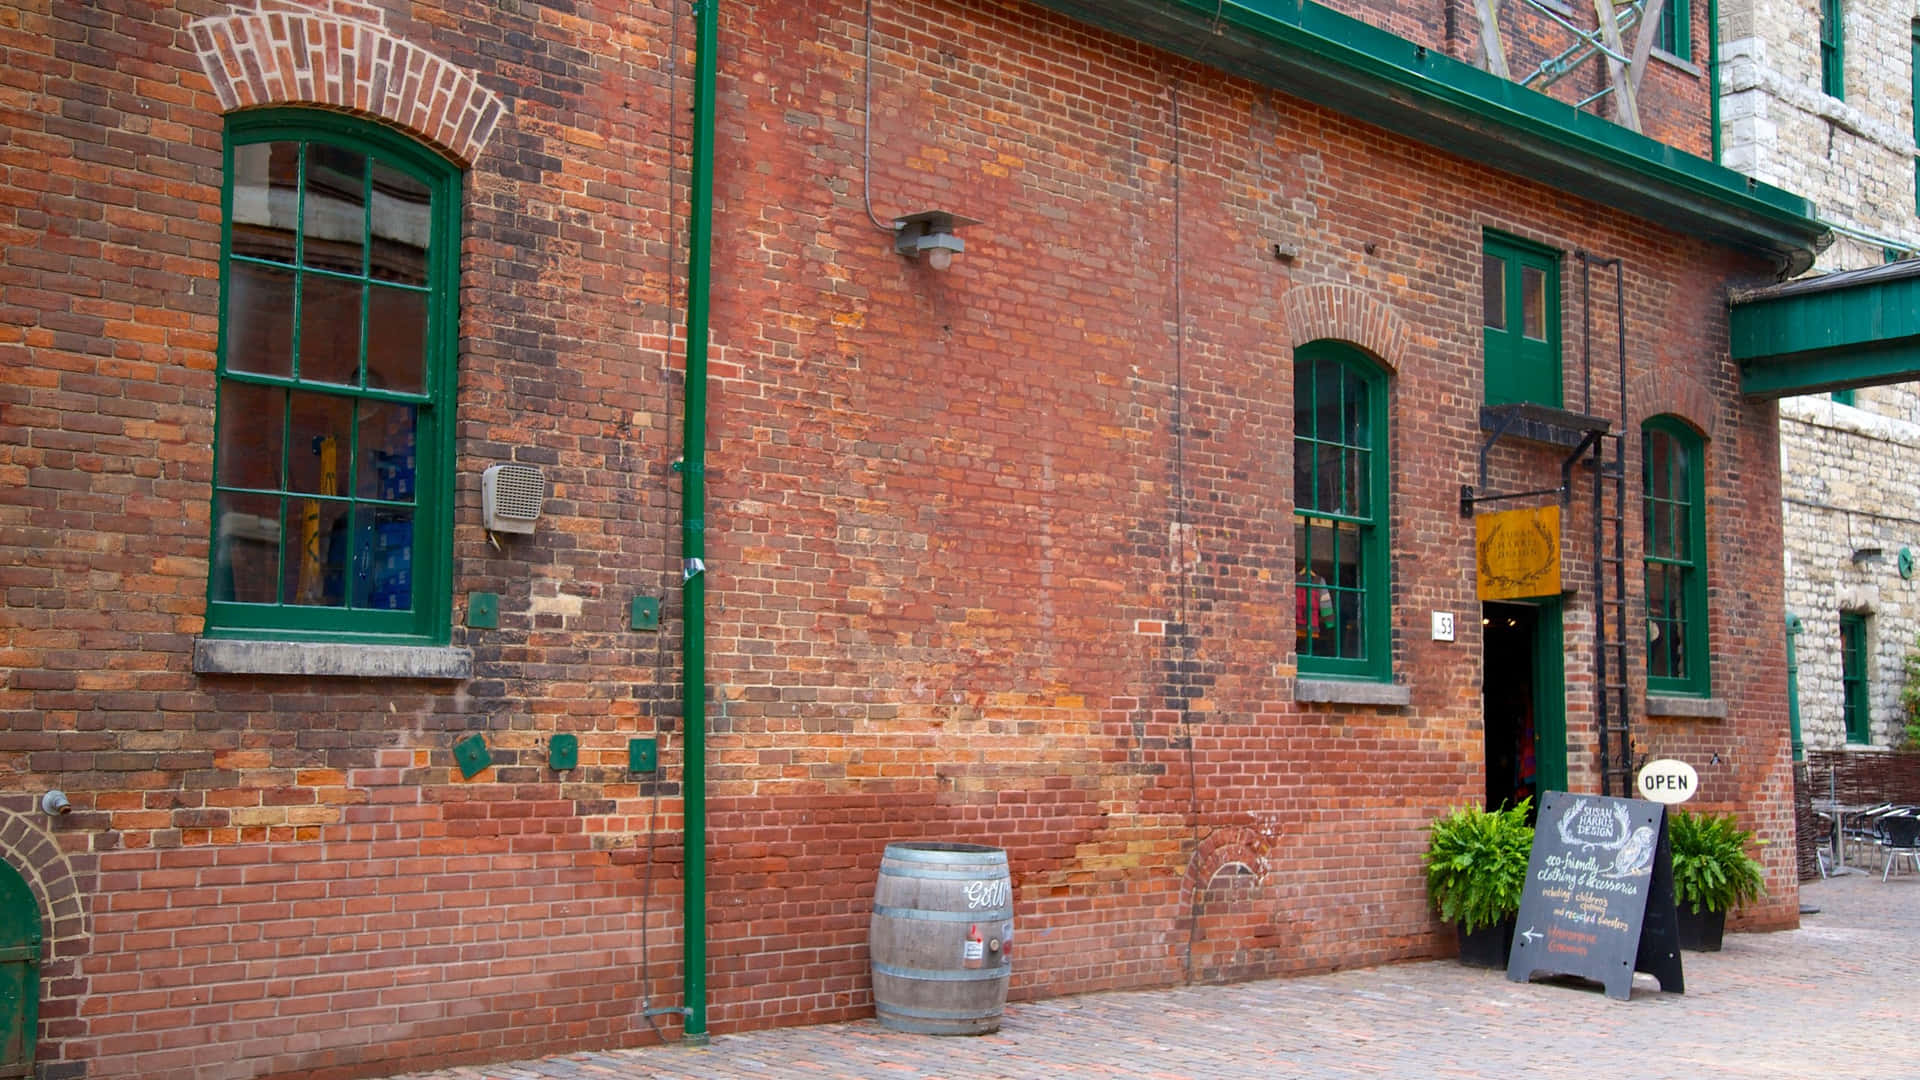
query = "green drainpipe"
(1708, 0, 1721, 164)
(1786, 612, 1804, 762)
(679, 0, 718, 1045)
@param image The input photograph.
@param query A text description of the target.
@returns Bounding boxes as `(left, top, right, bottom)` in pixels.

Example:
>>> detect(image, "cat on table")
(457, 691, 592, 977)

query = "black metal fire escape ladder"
(1460, 253, 1634, 798)
(1586, 253, 1633, 799)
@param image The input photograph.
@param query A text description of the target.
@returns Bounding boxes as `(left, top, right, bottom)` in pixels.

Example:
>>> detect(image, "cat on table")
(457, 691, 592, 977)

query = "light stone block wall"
(1721, 0, 1920, 268)
(1779, 391, 1920, 750)
(1728, 0, 1920, 752)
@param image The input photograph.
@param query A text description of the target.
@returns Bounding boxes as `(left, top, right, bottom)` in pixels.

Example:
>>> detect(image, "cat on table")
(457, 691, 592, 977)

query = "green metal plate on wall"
(467, 592, 499, 629)
(453, 734, 492, 778)
(1901, 547, 1914, 580)
(549, 733, 579, 771)
(628, 737, 657, 773)
(631, 596, 660, 631)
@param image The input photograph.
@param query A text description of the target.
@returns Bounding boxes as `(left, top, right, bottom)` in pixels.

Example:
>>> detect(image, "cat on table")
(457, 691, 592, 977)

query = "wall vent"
(482, 463, 546, 534)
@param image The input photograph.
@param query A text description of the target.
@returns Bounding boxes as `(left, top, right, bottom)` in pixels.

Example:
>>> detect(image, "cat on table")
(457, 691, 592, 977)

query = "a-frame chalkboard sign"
(1506, 791, 1684, 1000)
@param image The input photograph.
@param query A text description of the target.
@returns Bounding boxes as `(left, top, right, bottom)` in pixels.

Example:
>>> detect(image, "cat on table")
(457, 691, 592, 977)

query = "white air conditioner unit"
(482, 463, 546, 534)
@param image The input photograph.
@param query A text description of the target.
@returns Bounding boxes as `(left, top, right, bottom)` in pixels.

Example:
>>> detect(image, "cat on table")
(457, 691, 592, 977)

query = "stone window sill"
(1651, 48, 1701, 78)
(194, 639, 473, 680)
(1644, 694, 1727, 719)
(1296, 678, 1412, 706)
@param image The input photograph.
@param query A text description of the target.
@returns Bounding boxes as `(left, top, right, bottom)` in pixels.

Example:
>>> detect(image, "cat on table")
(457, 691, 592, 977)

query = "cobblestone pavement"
(389, 872, 1909, 1080)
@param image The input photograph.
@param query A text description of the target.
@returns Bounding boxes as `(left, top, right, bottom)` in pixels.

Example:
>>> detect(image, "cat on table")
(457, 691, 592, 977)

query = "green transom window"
(1294, 341, 1391, 681)
(207, 110, 461, 643)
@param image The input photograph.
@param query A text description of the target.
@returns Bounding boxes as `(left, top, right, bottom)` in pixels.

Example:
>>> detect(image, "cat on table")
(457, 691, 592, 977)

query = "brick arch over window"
(0, 800, 98, 1063)
(1631, 369, 1719, 443)
(1281, 284, 1408, 371)
(188, 5, 504, 165)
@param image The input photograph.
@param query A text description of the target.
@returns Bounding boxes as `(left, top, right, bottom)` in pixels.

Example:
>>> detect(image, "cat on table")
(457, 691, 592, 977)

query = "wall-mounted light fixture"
(893, 210, 978, 271)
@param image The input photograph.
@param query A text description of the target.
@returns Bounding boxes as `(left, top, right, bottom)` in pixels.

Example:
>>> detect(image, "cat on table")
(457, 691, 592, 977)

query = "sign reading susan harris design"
(1506, 791, 1684, 1001)
(1475, 504, 1561, 601)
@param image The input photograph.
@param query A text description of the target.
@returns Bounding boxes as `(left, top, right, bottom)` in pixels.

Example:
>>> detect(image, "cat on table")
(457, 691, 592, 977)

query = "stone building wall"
(1727, 0, 1920, 754)
(1723, 0, 1920, 269)
(1781, 389, 1920, 751)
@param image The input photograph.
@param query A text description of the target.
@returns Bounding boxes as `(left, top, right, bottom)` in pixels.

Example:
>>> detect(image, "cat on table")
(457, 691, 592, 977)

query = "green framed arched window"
(1643, 415, 1708, 696)
(1293, 340, 1392, 681)
(206, 109, 462, 644)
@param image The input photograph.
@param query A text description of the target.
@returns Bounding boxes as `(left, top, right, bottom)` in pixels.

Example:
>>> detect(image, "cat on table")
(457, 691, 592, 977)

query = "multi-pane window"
(1655, 0, 1689, 61)
(1643, 417, 1708, 696)
(1293, 341, 1390, 681)
(1482, 233, 1561, 407)
(1820, 0, 1844, 100)
(207, 110, 460, 643)
(1840, 612, 1871, 743)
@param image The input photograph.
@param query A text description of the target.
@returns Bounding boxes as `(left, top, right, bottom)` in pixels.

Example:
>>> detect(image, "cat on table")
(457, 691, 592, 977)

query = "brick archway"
(0, 801, 96, 1072)
(188, 3, 505, 165)
(1281, 283, 1409, 371)
(1632, 368, 1719, 442)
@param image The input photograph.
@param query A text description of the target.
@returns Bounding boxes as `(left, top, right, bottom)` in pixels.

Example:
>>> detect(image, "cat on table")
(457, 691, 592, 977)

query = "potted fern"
(1424, 799, 1534, 967)
(1667, 807, 1766, 951)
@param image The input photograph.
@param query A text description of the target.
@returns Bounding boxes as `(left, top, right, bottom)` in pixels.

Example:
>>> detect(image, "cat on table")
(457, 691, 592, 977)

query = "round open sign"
(1636, 758, 1698, 804)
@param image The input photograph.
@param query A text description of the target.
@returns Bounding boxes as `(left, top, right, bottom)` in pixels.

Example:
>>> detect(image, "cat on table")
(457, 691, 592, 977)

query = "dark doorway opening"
(1484, 601, 1540, 812)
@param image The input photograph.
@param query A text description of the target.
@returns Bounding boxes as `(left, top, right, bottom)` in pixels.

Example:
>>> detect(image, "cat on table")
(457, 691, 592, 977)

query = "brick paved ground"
(388, 872, 1907, 1080)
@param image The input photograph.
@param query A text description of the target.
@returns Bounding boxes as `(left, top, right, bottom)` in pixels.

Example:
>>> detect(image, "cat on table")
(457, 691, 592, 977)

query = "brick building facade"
(1, 0, 1825, 1076)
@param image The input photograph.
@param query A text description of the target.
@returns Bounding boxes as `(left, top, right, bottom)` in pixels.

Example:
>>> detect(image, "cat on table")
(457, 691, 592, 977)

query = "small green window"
(1655, 0, 1689, 61)
(1482, 233, 1561, 407)
(1294, 341, 1391, 681)
(1831, 389, 1856, 406)
(206, 109, 462, 644)
(1840, 612, 1870, 743)
(1643, 417, 1708, 696)
(1821, 0, 1844, 100)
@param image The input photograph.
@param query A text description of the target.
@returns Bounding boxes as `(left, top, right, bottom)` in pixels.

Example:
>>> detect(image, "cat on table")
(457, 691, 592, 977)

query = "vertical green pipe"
(1786, 613, 1804, 762)
(680, 0, 718, 1045)
(1708, 0, 1721, 164)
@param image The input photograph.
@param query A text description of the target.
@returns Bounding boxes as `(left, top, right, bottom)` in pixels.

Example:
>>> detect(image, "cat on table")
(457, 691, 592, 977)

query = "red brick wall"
(1327, 0, 1714, 157)
(1, 0, 1793, 1077)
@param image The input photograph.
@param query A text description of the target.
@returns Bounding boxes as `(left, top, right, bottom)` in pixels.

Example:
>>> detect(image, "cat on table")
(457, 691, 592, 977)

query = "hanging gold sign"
(1475, 504, 1561, 601)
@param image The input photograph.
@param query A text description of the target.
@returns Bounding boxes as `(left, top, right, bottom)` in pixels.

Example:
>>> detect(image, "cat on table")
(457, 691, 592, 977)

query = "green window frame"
(1840, 612, 1870, 743)
(1482, 232, 1562, 408)
(1642, 416, 1708, 696)
(1293, 341, 1392, 681)
(205, 109, 462, 644)
(1821, 0, 1844, 100)
(1655, 0, 1689, 61)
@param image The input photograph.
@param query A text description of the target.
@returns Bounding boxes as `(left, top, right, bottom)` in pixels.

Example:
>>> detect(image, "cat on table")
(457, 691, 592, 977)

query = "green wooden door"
(0, 859, 38, 1078)
(1530, 599, 1568, 795)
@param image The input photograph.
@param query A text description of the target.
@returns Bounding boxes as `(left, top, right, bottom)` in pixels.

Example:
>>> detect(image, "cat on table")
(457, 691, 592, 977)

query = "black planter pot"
(1455, 919, 1516, 968)
(1676, 906, 1726, 951)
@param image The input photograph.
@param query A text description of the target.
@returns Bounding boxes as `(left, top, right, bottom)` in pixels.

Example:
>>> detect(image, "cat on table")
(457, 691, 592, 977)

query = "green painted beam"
(1026, 0, 1827, 274)
(1735, 339, 1920, 399)
(1732, 264, 1920, 397)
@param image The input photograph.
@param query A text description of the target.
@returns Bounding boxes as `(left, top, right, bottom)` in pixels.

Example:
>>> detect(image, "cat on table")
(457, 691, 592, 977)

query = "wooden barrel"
(869, 841, 1013, 1035)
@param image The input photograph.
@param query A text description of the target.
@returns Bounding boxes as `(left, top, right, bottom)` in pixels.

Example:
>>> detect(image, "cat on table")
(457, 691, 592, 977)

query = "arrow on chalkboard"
(1518, 926, 1541, 946)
